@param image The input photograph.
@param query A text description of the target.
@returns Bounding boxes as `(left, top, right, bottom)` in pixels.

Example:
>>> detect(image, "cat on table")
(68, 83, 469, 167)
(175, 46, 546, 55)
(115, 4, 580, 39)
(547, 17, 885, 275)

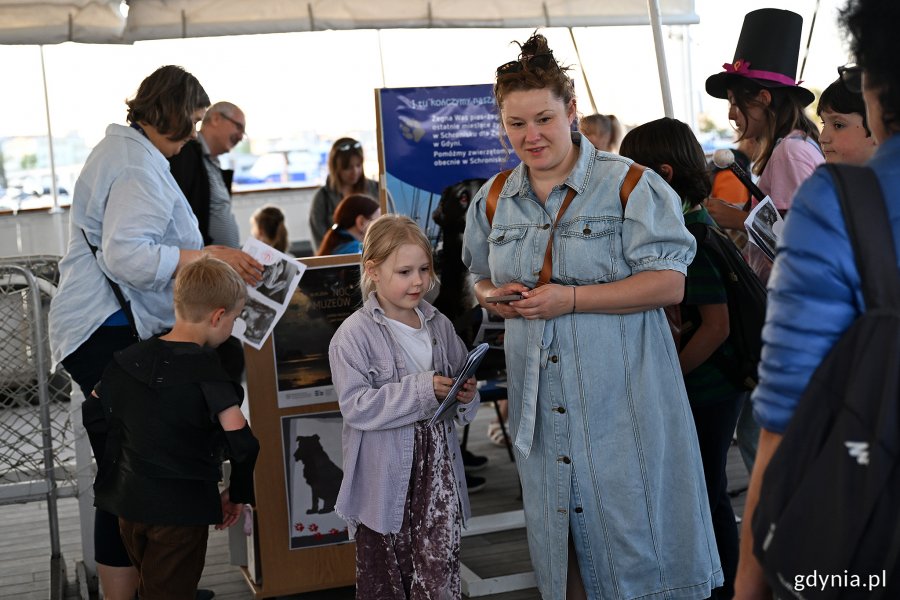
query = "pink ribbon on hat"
(723, 59, 803, 87)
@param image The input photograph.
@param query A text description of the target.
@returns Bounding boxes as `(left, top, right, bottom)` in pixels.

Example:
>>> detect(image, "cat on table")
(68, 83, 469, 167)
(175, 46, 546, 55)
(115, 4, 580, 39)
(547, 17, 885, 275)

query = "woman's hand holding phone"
(483, 283, 529, 319)
(486, 294, 524, 303)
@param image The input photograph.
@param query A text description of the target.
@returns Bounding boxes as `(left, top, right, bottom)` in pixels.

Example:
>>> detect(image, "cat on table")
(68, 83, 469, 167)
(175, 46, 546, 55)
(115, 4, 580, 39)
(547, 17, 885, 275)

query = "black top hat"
(705, 8, 815, 107)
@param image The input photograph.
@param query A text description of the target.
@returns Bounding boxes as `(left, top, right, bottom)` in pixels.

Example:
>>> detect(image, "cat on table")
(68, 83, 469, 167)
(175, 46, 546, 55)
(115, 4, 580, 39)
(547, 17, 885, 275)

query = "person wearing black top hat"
(701, 10, 825, 509)
(703, 8, 823, 287)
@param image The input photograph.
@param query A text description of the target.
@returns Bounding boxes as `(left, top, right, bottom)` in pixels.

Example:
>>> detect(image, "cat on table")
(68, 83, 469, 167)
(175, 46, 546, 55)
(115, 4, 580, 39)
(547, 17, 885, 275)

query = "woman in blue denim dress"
(462, 34, 722, 600)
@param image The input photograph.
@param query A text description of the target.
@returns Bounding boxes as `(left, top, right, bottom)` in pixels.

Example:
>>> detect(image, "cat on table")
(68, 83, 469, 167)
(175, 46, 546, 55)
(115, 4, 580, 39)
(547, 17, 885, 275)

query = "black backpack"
(752, 164, 900, 599)
(685, 219, 767, 390)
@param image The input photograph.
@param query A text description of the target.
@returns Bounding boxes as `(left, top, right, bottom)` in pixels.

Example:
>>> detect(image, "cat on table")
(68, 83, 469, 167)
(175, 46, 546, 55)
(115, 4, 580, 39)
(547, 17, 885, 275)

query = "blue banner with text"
(378, 84, 519, 241)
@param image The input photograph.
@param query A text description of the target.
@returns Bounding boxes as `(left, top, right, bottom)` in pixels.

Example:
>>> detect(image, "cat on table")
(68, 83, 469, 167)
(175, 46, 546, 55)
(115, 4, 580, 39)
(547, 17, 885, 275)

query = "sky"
(1, 0, 851, 149)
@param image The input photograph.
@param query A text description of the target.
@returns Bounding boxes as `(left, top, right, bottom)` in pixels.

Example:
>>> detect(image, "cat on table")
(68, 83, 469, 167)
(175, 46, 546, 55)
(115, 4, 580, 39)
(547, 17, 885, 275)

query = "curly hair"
(840, 0, 900, 135)
(619, 118, 711, 208)
(493, 32, 576, 110)
(728, 79, 819, 175)
(126, 65, 209, 142)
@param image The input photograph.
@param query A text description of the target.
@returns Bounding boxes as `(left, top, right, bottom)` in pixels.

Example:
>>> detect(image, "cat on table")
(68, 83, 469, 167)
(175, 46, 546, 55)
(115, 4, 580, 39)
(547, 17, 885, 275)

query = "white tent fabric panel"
(125, 0, 698, 40)
(0, 1, 124, 44)
(0, 0, 697, 45)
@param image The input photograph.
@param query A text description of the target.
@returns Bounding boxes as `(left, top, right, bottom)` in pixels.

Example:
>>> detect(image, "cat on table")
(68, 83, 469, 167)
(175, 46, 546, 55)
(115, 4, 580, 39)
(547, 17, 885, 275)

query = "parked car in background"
(0, 186, 69, 212)
(233, 150, 324, 188)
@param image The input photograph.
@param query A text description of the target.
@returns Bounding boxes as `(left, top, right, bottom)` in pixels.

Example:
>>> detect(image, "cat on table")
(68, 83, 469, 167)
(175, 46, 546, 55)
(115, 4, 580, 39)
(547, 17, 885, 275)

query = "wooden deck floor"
(2, 403, 750, 600)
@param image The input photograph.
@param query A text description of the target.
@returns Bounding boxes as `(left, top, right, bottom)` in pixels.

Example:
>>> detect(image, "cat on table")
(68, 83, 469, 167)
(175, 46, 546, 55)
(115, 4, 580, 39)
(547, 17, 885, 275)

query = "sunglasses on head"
(496, 52, 558, 77)
(838, 63, 863, 94)
(336, 141, 362, 152)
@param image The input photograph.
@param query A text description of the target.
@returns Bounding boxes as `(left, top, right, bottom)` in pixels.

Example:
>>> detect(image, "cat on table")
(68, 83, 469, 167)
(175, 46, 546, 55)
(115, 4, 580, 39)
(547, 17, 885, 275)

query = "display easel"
(240, 255, 361, 599)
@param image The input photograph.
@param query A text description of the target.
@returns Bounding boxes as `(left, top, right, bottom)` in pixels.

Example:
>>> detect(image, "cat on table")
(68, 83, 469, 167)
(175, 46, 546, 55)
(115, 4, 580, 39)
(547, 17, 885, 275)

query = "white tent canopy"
(2, 0, 697, 215)
(0, 0, 697, 45)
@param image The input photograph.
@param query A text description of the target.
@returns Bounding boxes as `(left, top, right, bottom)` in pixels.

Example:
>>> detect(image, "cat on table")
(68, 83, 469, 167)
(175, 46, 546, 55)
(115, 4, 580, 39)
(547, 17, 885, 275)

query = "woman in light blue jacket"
(49, 65, 261, 600)
(462, 33, 720, 600)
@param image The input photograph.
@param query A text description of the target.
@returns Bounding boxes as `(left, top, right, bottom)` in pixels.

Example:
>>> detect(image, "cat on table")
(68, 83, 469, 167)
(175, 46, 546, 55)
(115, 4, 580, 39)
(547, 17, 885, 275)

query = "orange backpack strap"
(485, 169, 514, 228)
(619, 162, 647, 210)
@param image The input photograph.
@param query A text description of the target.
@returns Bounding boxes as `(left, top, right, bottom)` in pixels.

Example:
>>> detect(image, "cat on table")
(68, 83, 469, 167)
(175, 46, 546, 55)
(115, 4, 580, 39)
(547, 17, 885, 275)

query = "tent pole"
(39, 45, 62, 214)
(376, 30, 387, 88)
(647, 0, 674, 118)
(568, 28, 597, 114)
(683, 25, 696, 132)
(799, 0, 820, 80)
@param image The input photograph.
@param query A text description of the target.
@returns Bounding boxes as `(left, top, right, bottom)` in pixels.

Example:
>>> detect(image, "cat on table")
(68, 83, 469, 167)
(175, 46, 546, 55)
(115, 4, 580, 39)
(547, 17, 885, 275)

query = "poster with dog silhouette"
(281, 411, 349, 549)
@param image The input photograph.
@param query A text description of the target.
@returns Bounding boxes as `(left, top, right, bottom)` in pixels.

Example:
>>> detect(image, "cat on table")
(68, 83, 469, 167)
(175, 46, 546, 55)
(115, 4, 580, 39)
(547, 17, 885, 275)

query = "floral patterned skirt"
(355, 420, 461, 599)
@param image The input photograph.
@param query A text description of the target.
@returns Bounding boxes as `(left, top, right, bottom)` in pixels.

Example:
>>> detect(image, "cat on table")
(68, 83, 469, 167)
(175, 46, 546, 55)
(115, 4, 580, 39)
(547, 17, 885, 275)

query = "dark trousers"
(119, 518, 209, 600)
(63, 326, 244, 567)
(62, 325, 138, 567)
(690, 390, 746, 600)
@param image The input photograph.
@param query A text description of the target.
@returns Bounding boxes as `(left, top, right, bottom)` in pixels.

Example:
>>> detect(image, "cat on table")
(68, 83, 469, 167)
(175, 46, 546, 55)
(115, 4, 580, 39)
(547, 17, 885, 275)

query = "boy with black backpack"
(620, 117, 767, 599)
(736, 1, 900, 597)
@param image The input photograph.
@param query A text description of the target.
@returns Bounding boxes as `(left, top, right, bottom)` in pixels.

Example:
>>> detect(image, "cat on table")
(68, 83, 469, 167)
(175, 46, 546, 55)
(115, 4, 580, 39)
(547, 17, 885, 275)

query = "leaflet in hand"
(743, 196, 784, 262)
(428, 343, 490, 427)
(232, 238, 306, 350)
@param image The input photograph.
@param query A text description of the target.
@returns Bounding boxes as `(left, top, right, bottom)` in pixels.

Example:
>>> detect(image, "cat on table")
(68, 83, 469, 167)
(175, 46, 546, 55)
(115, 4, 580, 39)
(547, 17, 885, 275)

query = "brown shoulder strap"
(619, 162, 647, 210)
(536, 186, 577, 287)
(485, 169, 513, 227)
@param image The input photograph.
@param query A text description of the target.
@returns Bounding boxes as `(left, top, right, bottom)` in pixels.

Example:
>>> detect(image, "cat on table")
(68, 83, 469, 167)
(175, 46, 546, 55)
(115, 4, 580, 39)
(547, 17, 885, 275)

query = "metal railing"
(0, 255, 80, 599)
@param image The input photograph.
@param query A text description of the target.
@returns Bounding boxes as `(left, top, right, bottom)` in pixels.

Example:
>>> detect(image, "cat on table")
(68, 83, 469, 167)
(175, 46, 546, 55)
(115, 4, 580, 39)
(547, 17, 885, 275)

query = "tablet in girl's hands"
(429, 343, 490, 426)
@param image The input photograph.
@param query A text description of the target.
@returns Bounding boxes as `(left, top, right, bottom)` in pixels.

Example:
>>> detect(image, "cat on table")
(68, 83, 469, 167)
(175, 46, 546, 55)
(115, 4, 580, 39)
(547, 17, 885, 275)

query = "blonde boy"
(93, 257, 259, 599)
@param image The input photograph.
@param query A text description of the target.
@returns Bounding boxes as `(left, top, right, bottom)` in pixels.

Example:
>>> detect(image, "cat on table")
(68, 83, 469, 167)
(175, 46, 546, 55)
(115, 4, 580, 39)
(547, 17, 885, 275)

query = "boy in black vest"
(93, 256, 259, 599)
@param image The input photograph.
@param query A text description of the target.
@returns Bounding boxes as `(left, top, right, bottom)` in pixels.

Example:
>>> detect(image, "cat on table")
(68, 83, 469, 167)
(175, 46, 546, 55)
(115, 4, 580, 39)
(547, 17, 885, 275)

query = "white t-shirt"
(383, 308, 434, 375)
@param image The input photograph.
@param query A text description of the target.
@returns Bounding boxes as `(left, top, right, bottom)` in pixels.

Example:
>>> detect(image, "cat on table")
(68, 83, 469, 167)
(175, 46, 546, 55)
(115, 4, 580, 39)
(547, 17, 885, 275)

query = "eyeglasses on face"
(496, 52, 557, 77)
(838, 63, 863, 94)
(219, 113, 245, 135)
(336, 141, 362, 152)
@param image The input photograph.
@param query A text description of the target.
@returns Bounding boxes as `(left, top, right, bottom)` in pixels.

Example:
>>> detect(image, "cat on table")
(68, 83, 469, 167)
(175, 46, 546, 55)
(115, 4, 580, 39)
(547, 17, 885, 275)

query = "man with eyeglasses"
(170, 102, 250, 390)
(170, 101, 247, 249)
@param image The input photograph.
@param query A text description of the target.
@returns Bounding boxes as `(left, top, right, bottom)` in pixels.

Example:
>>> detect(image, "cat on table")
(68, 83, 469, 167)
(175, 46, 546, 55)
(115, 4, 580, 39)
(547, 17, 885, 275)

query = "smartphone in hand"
(486, 294, 524, 303)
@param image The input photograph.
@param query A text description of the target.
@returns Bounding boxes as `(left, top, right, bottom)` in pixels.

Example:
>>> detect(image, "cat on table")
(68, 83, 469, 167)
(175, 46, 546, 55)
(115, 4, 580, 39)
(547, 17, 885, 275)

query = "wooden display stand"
(240, 255, 361, 598)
